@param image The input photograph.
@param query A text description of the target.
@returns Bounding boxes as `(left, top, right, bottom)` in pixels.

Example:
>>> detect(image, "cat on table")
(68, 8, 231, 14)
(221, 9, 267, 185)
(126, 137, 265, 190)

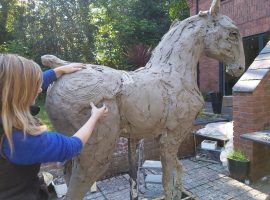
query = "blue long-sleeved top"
(42, 69, 57, 91)
(2, 69, 83, 165)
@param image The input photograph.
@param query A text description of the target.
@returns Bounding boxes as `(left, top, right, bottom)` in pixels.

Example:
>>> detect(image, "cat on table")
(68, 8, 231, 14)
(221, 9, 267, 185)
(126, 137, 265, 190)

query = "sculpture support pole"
(128, 138, 139, 200)
(128, 138, 139, 179)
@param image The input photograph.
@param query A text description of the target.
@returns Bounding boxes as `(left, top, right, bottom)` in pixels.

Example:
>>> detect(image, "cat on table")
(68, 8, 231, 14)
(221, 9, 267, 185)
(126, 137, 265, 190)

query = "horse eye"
(229, 32, 238, 40)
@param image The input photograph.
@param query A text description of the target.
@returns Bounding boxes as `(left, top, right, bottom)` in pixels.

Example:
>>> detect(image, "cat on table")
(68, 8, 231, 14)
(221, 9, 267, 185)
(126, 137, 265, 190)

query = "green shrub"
(227, 150, 249, 161)
(36, 93, 54, 131)
(126, 43, 152, 70)
(0, 40, 28, 56)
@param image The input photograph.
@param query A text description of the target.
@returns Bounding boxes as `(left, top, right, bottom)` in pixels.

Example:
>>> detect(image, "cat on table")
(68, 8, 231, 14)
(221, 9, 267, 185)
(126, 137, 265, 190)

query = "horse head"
(201, 0, 245, 77)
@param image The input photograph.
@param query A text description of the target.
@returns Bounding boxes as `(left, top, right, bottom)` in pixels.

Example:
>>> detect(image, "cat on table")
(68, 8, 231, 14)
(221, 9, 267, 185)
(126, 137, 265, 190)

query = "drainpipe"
(196, 0, 200, 88)
(196, 0, 199, 14)
(219, 62, 224, 96)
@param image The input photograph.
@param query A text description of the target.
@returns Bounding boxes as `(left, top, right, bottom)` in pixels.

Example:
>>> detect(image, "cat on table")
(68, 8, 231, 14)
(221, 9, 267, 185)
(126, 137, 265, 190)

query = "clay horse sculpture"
(42, 0, 245, 199)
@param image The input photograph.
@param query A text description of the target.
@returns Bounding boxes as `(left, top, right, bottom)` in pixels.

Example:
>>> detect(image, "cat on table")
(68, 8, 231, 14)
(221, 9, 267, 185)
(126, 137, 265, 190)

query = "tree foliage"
(0, 0, 189, 69)
(17, 0, 96, 62)
(164, 0, 190, 21)
(0, 0, 17, 44)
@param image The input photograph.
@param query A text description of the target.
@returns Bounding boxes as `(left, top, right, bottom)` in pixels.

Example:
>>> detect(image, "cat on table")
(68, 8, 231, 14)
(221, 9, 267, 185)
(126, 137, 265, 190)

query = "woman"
(0, 54, 108, 200)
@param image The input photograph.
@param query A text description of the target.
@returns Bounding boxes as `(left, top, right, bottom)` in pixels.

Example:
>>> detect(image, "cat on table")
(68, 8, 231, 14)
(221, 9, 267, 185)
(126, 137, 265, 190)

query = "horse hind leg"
(64, 101, 121, 200)
(159, 131, 184, 200)
(64, 145, 112, 200)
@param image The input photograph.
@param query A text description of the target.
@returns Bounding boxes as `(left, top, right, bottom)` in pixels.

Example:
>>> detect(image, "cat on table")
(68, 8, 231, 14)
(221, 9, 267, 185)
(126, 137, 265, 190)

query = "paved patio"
(46, 158, 269, 200)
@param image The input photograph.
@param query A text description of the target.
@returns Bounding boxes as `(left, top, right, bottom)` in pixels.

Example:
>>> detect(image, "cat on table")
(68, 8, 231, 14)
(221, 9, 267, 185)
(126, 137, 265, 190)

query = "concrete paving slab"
(43, 158, 269, 200)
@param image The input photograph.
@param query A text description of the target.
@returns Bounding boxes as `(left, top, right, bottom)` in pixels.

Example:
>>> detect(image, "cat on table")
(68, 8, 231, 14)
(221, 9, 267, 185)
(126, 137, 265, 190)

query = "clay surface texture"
(43, 0, 245, 199)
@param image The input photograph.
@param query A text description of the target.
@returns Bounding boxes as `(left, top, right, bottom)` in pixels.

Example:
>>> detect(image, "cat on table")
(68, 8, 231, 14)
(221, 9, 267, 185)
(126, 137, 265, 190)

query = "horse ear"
(209, 0, 220, 17)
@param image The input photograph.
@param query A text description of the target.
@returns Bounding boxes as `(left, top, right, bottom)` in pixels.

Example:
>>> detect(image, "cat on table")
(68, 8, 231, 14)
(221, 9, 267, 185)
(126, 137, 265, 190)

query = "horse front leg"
(159, 131, 183, 200)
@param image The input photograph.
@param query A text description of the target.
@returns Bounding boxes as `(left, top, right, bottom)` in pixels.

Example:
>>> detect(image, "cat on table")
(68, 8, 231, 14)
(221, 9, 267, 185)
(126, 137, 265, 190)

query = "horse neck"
(145, 16, 206, 86)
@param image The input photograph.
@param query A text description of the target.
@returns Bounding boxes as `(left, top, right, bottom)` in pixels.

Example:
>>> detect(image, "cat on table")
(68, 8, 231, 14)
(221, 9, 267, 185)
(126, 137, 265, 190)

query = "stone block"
(260, 41, 270, 54)
(255, 53, 270, 61)
(233, 80, 261, 92)
(222, 96, 233, 107)
(239, 69, 268, 81)
(84, 191, 103, 199)
(249, 60, 270, 70)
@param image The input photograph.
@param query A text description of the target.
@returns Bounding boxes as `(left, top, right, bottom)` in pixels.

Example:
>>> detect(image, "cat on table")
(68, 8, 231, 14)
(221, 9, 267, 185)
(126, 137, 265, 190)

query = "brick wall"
(188, 0, 270, 93)
(233, 83, 270, 180)
(233, 42, 270, 181)
(106, 137, 129, 176)
(199, 57, 219, 93)
(189, 0, 270, 37)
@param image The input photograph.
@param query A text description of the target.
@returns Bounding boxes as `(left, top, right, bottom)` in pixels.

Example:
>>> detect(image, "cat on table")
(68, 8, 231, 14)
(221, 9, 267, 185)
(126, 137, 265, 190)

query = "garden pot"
(227, 158, 250, 182)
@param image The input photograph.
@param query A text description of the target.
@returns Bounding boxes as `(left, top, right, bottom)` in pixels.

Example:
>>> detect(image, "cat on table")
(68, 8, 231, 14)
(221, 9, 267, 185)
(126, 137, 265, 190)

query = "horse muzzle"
(226, 63, 245, 77)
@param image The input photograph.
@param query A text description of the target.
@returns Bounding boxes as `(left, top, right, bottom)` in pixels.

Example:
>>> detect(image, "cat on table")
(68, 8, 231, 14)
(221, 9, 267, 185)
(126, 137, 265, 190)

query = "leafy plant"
(196, 110, 221, 120)
(227, 150, 249, 161)
(36, 93, 54, 131)
(0, 40, 28, 55)
(165, 0, 190, 21)
(126, 43, 152, 70)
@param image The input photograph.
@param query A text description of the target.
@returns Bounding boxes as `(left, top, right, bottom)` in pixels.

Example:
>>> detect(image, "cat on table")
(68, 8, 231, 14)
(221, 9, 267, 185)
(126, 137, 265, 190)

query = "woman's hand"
(73, 102, 108, 146)
(54, 63, 86, 78)
(90, 102, 108, 121)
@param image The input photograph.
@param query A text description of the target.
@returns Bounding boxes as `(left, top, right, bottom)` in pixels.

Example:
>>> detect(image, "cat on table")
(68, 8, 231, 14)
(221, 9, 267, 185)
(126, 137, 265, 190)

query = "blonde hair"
(0, 54, 45, 152)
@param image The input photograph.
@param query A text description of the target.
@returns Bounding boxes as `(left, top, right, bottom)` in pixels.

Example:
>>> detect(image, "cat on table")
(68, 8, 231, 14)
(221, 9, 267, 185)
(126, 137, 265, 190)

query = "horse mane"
(146, 14, 205, 68)
(170, 19, 181, 29)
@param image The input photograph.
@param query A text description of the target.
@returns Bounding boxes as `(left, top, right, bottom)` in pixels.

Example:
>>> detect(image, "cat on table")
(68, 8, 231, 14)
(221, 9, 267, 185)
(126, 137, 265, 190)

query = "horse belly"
(120, 84, 165, 137)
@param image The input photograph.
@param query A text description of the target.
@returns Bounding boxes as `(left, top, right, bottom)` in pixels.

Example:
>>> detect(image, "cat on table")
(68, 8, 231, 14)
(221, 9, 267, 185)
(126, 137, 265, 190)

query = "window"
(222, 31, 270, 95)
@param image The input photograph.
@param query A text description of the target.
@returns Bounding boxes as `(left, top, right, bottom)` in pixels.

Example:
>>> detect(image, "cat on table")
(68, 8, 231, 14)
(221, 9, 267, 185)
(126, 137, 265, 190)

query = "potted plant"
(227, 150, 250, 182)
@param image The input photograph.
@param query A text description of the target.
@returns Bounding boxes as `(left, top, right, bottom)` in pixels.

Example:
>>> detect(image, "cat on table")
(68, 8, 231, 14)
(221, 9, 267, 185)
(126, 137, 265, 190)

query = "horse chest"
(120, 77, 204, 134)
